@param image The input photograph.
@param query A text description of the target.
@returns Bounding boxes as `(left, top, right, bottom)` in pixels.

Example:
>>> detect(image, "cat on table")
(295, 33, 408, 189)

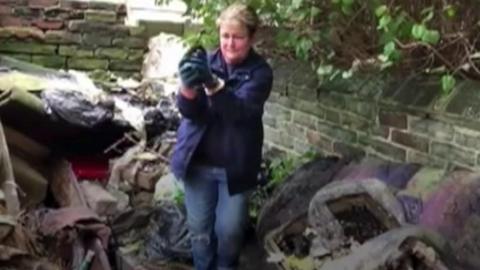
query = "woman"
(170, 3, 273, 270)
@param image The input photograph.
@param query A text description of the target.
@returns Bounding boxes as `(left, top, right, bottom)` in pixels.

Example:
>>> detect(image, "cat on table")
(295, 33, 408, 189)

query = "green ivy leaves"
(332, 0, 355, 15)
(292, 0, 304, 9)
(441, 74, 456, 94)
(174, 0, 464, 95)
(411, 24, 440, 45)
(378, 41, 399, 69)
(443, 5, 456, 18)
(375, 5, 388, 17)
(411, 7, 440, 44)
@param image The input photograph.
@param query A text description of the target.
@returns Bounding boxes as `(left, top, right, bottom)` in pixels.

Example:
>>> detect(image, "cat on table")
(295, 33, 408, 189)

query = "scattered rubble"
(4, 30, 480, 270)
(0, 37, 184, 268)
(260, 158, 480, 270)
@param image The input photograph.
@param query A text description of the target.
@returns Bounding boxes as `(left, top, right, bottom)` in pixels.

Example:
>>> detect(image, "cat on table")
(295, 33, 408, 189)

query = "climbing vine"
(158, 0, 480, 93)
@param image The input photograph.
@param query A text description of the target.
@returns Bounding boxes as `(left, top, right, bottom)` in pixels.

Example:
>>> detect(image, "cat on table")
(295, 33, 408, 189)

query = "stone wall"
(265, 59, 480, 170)
(0, 0, 149, 75)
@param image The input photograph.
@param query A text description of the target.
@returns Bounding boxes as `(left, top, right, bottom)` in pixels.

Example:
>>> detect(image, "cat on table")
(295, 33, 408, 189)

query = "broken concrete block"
(79, 181, 118, 216)
(131, 191, 153, 208)
(107, 185, 130, 212)
(307, 179, 405, 253)
(136, 168, 162, 191)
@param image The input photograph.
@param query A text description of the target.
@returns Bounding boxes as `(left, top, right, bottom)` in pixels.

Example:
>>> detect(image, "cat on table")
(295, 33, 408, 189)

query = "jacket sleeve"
(208, 65, 273, 123)
(176, 88, 209, 121)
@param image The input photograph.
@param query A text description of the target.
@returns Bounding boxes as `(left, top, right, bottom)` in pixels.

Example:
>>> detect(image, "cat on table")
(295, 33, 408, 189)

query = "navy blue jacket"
(170, 48, 273, 195)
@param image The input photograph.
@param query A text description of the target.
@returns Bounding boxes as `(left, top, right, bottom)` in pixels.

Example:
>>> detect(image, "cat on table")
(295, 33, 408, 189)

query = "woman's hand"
(179, 47, 217, 89)
(178, 58, 205, 89)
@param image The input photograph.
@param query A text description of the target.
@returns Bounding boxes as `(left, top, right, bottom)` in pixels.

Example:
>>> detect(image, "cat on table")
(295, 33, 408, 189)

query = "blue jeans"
(183, 165, 248, 270)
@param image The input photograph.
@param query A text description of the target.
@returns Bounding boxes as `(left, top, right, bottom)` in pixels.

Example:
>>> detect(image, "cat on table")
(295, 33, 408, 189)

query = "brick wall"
(0, 0, 148, 75)
(265, 59, 480, 170)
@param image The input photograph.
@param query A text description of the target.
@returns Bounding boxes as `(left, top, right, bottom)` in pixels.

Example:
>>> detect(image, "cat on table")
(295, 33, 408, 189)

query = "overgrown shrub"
(159, 0, 480, 93)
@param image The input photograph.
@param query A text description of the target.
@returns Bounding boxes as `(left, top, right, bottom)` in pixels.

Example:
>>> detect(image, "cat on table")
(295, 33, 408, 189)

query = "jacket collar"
(209, 48, 263, 77)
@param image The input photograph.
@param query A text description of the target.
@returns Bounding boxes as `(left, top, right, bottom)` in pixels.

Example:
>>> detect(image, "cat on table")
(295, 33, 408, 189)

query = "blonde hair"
(216, 3, 259, 37)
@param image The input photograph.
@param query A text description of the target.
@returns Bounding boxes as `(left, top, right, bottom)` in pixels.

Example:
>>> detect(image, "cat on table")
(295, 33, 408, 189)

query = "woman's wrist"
(180, 87, 197, 99)
(205, 78, 225, 96)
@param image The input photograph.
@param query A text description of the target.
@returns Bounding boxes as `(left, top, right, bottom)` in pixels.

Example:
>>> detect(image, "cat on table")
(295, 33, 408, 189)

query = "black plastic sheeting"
(144, 98, 180, 140)
(112, 201, 192, 264)
(144, 201, 191, 261)
(42, 89, 114, 128)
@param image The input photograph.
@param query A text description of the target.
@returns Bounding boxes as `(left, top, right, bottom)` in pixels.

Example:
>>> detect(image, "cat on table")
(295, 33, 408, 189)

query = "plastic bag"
(144, 98, 180, 138)
(42, 89, 114, 128)
(144, 201, 192, 262)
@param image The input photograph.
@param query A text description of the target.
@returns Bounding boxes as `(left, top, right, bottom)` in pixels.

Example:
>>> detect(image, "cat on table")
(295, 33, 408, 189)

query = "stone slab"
(5, 53, 31, 62)
(31, 55, 66, 69)
(82, 33, 112, 46)
(79, 181, 118, 216)
(44, 30, 82, 44)
(383, 76, 439, 109)
(0, 41, 57, 54)
(68, 20, 129, 36)
(140, 20, 184, 37)
(0, 27, 45, 39)
(68, 57, 108, 70)
(112, 37, 146, 49)
(446, 81, 480, 121)
(85, 9, 117, 23)
(109, 59, 142, 71)
(59, 45, 94, 57)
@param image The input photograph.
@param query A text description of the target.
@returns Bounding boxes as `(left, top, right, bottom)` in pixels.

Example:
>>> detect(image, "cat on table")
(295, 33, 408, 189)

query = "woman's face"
(219, 20, 254, 65)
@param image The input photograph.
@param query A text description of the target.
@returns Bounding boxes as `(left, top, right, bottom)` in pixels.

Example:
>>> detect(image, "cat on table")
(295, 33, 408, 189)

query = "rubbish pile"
(6, 30, 480, 270)
(0, 33, 192, 270)
(258, 157, 480, 270)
